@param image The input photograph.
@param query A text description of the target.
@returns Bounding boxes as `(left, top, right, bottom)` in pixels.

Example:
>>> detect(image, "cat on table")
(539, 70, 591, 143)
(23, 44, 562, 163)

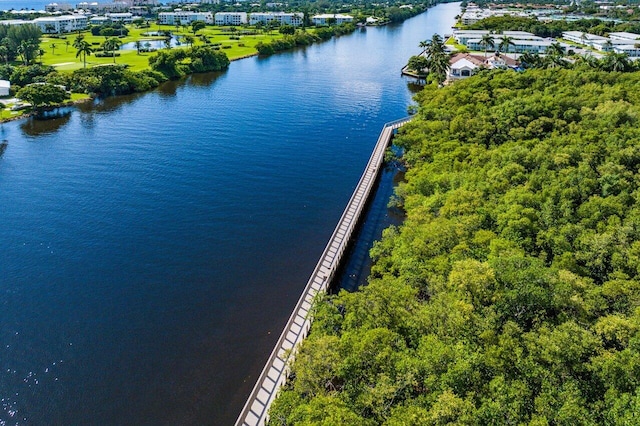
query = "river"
(0, 3, 460, 425)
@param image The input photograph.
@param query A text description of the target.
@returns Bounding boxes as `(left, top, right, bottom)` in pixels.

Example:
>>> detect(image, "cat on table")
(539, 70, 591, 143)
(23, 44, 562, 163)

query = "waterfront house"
(448, 53, 485, 80)
(447, 53, 518, 81)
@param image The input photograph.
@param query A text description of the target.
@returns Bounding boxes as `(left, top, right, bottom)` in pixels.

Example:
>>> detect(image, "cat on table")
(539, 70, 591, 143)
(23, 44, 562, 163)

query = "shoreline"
(0, 52, 259, 124)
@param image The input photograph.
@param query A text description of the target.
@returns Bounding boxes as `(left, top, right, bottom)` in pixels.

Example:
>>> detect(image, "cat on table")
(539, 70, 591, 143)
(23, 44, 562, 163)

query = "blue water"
(0, 3, 460, 424)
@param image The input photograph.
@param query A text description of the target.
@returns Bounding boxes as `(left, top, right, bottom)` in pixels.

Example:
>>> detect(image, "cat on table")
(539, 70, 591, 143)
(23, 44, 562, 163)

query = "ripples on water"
(0, 4, 460, 424)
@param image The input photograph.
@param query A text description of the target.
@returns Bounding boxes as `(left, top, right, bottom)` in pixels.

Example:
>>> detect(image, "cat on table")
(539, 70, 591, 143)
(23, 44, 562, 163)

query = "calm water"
(0, 3, 460, 425)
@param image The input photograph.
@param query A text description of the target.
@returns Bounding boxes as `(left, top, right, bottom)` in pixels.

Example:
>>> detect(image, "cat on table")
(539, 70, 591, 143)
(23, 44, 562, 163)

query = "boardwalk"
(235, 117, 412, 426)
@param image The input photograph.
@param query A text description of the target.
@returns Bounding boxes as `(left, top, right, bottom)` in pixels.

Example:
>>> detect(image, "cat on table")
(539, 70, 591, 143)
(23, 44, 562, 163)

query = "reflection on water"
(407, 81, 425, 94)
(334, 157, 406, 293)
(20, 109, 72, 137)
(0, 140, 7, 157)
(186, 70, 225, 87)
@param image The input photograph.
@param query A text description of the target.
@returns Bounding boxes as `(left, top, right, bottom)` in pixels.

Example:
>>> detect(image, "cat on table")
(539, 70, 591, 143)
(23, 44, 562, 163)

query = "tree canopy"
(269, 68, 640, 425)
(17, 83, 69, 107)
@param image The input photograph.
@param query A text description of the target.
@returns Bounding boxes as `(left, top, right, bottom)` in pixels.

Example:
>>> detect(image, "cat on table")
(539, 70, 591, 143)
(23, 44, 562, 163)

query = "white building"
(106, 12, 133, 22)
(608, 32, 640, 41)
(454, 30, 553, 54)
(33, 15, 88, 33)
(0, 20, 31, 26)
(249, 12, 303, 27)
(562, 31, 607, 46)
(89, 15, 110, 24)
(311, 14, 353, 25)
(214, 12, 247, 25)
(447, 52, 518, 81)
(562, 31, 640, 52)
(45, 2, 73, 12)
(158, 11, 213, 25)
(0, 80, 10, 97)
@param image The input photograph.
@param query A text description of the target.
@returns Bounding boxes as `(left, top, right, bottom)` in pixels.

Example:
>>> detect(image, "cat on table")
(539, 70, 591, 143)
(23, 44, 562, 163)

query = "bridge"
(235, 117, 413, 426)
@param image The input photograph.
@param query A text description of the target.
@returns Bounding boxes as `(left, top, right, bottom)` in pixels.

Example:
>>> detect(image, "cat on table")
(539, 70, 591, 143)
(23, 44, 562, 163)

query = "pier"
(235, 117, 413, 426)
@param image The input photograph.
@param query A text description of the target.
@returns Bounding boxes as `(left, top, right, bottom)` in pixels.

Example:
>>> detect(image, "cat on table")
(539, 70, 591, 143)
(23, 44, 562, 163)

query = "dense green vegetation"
(0, 45, 228, 98)
(269, 68, 640, 424)
(467, 15, 640, 38)
(0, 23, 42, 65)
(255, 23, 356, 55)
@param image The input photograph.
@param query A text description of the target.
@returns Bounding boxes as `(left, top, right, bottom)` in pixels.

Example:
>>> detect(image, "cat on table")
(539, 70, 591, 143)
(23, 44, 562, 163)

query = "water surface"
(0, 3, 460, 424)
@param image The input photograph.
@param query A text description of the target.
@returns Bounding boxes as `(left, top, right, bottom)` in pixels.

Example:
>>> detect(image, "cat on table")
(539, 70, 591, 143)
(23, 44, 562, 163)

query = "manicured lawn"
(39, 24, 293, 72)
(445, 36, 466, 51)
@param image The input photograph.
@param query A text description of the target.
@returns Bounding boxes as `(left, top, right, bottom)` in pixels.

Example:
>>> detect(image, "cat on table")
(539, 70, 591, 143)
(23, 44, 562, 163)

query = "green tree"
(279, 24, 295, 35)
(75, 40, 93, 68)
(16, 83, 69, 107)
(103, 37, 122, 63)
(479, 33, 495, 58)
(499, 35, 516, 58)
(191, 20, 206, 34)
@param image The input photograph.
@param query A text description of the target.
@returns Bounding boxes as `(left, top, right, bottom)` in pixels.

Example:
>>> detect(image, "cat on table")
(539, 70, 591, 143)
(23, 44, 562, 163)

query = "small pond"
(120, 35, 182, 50)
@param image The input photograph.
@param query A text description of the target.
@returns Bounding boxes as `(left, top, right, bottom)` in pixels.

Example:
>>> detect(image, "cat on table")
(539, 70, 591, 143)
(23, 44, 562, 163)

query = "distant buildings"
(453, 29, 554, 54)
(249, 12, 303, 27)
(158, 11, 213, 25)
(33, 15, 88, 33)
(311, 14, 353, 25)
(562, 30, 640, 55)
(214, 12, 247, 25)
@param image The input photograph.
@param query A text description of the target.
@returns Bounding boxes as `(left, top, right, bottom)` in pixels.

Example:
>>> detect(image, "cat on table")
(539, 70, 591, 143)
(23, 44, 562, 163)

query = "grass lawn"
(39, 24, 292, 72)
(445, 36, 466, 51)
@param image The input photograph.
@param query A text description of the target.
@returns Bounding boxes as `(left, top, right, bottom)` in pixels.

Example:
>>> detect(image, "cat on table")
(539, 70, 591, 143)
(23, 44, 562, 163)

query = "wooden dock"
(235, 117, 412, 426)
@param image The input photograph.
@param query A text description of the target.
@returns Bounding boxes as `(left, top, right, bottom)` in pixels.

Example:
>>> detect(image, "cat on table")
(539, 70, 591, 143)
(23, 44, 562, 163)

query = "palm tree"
(184, 35, 195, 47)
(603, 52, 631, 72)
(72, 34, 85, 51)
(103, 37, 122, 63)
(499, 35, 516, 59)
(578, 53, 600, 69)
(479, 33, 495, 58)
(580, 32, 588, 46)
(418, 39, 429, 54)
(425, 33, 445, 57)
(544, 54, 569, 69)
(547, 42, 565, 57)
(519, 51, 542, 69)
(602, 40, 613, 52)
(50, 42, 57, 55)
(428, 50, 451, 84)
(75, 40, 93, 68)
(144, 41, 151, 51)
(65, 40, 70, 52)
(420, 33, 450, 84)
(17, 40, 37, 65)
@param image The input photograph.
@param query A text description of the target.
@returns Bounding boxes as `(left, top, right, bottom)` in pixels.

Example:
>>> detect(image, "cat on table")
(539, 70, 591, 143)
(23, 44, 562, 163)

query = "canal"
(0, 3, 460, 425)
